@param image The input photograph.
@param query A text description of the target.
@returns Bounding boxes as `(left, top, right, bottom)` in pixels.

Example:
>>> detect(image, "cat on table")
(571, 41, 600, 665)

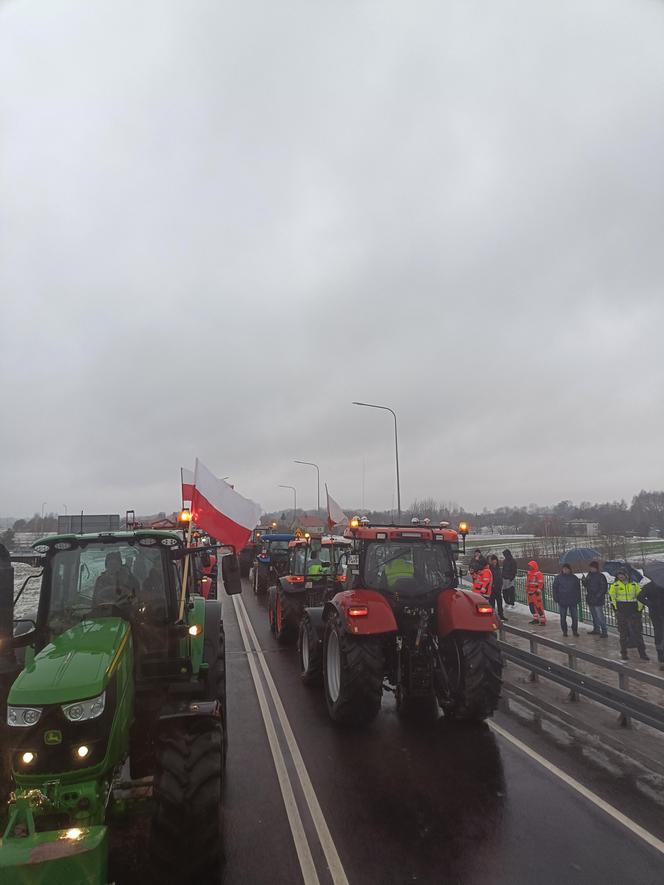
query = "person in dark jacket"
(501, 549, 517, 607)
(552, 564, 581, 637)
(581, 561, 608, 637)
(489, 555, 506, 621)
(638, 580, 664, 670)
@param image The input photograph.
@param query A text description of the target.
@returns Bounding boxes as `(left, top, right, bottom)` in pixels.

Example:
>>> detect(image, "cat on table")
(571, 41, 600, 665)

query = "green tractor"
(0, 529, 241, 884)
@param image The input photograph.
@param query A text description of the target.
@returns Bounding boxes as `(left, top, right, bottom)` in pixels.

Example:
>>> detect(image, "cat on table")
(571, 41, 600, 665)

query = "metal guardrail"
(498, 623, 664, 732)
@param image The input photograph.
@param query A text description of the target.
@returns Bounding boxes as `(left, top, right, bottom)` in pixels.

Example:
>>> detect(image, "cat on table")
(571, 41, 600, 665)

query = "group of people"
(468, 548, 518, 621)
(469, 550, 664, 669)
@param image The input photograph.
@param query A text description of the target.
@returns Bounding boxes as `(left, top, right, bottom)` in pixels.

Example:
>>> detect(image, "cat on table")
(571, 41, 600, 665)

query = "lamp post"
(352, 401, 401, 522)
(278, 484, 297, 526)
(294, 460, 320, 514)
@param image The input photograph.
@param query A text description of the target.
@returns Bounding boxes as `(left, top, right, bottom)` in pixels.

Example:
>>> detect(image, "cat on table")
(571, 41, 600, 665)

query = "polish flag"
(326, 484, 348, 531)
(181, 467, 195, 504)
(191, 459, 262, 550)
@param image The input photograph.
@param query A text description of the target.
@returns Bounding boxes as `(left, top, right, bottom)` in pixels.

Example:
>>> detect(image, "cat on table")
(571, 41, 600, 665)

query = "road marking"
(237, 594, 350, 885)
(232, 596, 320, 885)
(489, 720, 664, 856)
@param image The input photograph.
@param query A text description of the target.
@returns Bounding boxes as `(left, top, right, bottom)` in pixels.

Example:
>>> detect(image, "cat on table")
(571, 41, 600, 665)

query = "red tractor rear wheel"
(274, 589, 297, 645)
(442, 632, 502, 721)
(323, 611, 383, 725)
(298, 614, 322, 685)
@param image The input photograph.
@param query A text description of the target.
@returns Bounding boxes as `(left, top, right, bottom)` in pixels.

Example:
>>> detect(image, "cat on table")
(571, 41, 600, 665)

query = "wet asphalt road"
(219, 582, 664, 885)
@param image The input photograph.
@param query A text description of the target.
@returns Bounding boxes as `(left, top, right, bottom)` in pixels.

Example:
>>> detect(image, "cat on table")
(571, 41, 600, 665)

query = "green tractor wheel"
(150, 718, 223, 883)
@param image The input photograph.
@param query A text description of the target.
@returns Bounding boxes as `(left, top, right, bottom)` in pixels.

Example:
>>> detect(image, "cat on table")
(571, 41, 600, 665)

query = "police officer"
(609, 569, 648, 661)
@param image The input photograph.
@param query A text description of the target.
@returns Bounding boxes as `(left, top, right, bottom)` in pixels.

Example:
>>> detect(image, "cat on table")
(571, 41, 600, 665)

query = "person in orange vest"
(472, 557, 493, 598)
(526, 560, 546, 625)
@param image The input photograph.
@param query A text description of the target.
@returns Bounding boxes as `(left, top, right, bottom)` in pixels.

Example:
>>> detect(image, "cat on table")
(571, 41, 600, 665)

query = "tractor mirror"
(221, 554, 242, 596)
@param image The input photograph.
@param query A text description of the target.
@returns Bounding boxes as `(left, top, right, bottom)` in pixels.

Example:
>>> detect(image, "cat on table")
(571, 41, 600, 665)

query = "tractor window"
(45, 542, 167, 635)
(269, 541, 290, 554)
(291, 547, 307, 575)
(364, 541, 454, 594)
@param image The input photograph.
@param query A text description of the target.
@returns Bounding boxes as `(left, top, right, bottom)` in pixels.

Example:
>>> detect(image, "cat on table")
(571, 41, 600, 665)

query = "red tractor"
(268, 534, 352, 646)
(299, 520, 503, 724)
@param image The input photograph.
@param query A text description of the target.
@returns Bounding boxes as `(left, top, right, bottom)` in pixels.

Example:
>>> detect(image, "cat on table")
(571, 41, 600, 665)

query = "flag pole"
(178, 513, 194, 622)
(180, 467, 185, 511)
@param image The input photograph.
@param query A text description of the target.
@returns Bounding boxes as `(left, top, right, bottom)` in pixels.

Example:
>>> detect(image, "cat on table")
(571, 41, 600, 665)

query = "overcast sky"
(2, 0, 664, 519)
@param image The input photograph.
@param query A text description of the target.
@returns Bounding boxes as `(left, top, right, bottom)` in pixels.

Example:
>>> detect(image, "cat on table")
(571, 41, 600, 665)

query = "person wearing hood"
(489, 554, 506, 620)
(468, 549, 483, 578)
(552, 564, 582, 637)
(501, 549, 517, 607)
(637, 580, 664, 670)
(526, 560, 546, 625)
(471, 556, 493, 598)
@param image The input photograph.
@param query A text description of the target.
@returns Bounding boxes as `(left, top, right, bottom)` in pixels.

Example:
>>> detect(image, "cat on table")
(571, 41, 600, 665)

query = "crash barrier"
(498, 623, 664, 731)
(512, 570, 655, 638)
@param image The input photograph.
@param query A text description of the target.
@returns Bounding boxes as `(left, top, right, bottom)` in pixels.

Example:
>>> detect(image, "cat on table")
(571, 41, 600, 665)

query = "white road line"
(489, 720, 664, 856)
(232, 595, 320, 885)
(238, 595, 350, 885)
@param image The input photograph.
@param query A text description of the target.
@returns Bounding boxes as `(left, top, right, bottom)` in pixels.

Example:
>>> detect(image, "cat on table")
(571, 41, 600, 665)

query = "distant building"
(296, 515, 326, 534)
(566, 520, 600, 537)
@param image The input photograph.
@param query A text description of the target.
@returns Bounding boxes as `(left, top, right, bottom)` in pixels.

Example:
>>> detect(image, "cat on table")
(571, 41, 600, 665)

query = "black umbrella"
(643, 561, 664, 587)
(560, 547, 601, 566)
(603, 560, 642, 582)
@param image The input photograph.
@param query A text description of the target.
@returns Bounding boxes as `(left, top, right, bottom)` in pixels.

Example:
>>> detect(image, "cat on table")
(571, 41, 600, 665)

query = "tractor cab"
(339, 523, 461, 606)
(252, 533, 295, 594)
(268, 535, 352, 644)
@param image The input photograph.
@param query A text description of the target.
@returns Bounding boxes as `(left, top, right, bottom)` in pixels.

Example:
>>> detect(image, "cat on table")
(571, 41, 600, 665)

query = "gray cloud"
(2, 0, 664, 518)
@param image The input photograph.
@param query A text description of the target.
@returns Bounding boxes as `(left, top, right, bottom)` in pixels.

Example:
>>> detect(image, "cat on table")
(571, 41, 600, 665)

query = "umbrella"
(560, 547, 601, 566)
(603, 560, 643, 583)
(643, 561, 664, 587)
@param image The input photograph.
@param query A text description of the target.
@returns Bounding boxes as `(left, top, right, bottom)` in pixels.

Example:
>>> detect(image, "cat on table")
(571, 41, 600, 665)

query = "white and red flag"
(191, 459, 261, 550)
(326, 484, 348, 531)
(181, 467, 195, 505)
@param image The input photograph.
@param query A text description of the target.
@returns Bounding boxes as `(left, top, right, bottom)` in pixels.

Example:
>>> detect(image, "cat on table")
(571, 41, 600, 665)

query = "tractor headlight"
(7, 706, 43, 727)
(62, 692, 106, 723)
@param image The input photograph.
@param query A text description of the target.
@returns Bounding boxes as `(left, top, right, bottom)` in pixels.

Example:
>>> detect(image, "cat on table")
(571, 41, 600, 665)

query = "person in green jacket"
(383, 551, 415, 588)
(307, 550, 325, 581)
(609, 569, 649, 661)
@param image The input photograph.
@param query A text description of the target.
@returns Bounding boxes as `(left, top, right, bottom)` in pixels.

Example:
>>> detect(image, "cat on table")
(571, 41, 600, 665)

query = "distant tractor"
(302, 520, 503, 724)
(266, 534, 352, 649)
(251, 533, 294, 595)
(0, 530, 242, 884)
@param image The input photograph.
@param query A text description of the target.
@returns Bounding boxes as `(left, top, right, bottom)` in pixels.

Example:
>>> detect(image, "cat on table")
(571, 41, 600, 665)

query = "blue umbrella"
(560, 547, 601, 565)
(603, 560, 642, 582)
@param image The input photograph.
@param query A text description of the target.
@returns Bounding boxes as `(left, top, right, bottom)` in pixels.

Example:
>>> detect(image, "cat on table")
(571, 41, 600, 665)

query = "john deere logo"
(44, 730, 62, 746)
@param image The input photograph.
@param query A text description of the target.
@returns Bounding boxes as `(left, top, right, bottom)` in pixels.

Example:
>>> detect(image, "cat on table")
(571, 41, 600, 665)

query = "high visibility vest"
(609, 580, 643, 610)
(307, 562, 324, 579)
(526, 571, 544, 594)
(472, 567, 492, 597)
(384, 558, 414, 586)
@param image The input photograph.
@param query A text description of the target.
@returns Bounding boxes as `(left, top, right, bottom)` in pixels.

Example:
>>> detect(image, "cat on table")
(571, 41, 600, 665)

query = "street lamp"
(294, 460, 320, 513)
(278, 484, 297, 525)
(352, 401, 401, 523)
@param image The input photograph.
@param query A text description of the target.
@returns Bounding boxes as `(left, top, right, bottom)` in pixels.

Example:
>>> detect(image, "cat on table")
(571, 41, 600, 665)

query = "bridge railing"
(498, 622, 664, 731)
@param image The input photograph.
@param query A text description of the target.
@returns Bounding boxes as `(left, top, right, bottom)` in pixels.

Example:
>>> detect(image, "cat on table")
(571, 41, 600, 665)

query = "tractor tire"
(323, 611, 383, 725)
(254, 567, 267, 596)
(274, 589, 297, 646)
(444, 632, 502, 722)
(298, 614, 322, 685)
(208, 624, 228, 766)
(150, 718, 223, 884)
(268, 587, 277, 635)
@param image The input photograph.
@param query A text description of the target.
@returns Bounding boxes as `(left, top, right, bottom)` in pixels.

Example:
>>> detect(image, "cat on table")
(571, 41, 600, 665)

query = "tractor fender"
(436, 588, 500, 637)
(303, 605, 326, 639)
(279, 576, 306, 595)
(323, 589, 398, 637)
